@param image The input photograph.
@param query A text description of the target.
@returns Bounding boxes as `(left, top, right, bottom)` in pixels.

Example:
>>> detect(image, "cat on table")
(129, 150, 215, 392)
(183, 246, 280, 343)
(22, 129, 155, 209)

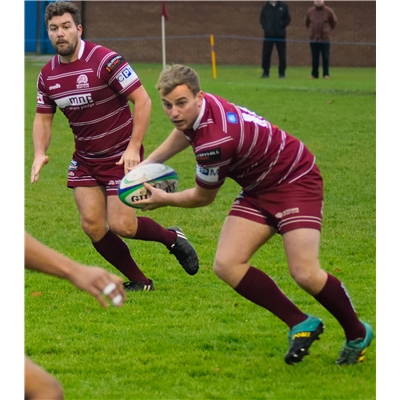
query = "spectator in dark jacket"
(305, 0, 338, 79)
(260, 1, 291, 78)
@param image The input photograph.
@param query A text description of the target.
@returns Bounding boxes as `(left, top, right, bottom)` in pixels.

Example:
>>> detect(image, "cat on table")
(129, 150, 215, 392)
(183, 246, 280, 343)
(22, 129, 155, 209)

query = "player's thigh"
(73, 186, 107, 220)
(25, 356, 63, 400)
(73, 186, 108, 235)
(107, 194, 138, 235)
(216, 216, 275, 267)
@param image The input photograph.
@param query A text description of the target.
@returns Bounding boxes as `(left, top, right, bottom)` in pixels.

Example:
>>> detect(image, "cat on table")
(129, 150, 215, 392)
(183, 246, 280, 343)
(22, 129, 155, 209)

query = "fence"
(25, 1, 376, 68)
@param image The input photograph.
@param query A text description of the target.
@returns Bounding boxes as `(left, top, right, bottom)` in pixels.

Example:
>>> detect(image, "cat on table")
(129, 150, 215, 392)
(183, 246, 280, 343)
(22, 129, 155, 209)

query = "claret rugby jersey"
(183, 93, 316, 193)
(36, 40, 142, 163)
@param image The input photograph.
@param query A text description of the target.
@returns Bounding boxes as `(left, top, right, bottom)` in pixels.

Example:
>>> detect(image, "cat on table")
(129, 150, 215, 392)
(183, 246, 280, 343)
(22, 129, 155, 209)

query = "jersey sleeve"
(36, 71, 57, 114)
(194, 131, 235, 190)
(100, 53, 142, 98)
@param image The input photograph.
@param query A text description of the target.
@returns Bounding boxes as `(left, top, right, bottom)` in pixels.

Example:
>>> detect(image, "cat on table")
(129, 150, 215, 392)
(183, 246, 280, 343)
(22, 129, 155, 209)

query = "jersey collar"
(193, 97, 206, 130)
(77, 39, 85, 59)
(57, 39, 85, 63)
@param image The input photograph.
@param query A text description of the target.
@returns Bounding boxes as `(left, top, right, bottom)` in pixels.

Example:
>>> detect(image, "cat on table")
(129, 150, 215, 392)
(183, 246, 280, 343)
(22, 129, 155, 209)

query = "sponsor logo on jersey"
(37, 92, 44, 104)
(196, 165, 220, 183)
(105, 55, 125, 73)
(196, 147, 221, 161)
(49, 83, 61, 90)
(76, 74, 89, 89)
(116, 66, 137, 89)
(226, 112, 238, 124)
(55, 93, 94, 109)
(275, 207, 300, 219)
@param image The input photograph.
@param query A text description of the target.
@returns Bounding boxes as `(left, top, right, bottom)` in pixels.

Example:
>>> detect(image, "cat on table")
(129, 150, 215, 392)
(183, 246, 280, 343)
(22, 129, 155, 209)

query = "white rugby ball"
(118, 163, 179, 209)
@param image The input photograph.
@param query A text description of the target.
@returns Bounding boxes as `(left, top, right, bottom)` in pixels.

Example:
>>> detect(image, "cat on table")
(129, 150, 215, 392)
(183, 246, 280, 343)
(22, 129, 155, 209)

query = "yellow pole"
(210, 34, 217, 79)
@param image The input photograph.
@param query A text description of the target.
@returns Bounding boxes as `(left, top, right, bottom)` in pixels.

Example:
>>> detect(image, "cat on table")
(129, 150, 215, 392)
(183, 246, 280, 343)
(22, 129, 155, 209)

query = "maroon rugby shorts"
(67, 148, 144, 195)
(228, 166, 324, 234)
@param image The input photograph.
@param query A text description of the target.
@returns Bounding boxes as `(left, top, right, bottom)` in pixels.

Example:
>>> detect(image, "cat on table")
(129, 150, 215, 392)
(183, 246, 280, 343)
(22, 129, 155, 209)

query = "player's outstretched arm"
(25, 232, 126, 307)
(144, 128, 191, 165)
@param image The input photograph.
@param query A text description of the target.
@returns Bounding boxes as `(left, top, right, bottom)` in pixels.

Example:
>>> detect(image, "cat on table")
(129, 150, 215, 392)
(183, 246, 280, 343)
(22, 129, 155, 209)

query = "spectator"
(305, 0, 338, 79)
(260, 1, 291, 78)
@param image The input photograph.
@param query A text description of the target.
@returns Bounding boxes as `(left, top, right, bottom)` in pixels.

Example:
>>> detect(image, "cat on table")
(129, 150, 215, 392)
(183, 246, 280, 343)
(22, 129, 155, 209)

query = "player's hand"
(116, 148, 141, 175)
(134, 182, 167, 211)
(31, 155, 49, 183)
(68, 266, 126, 308)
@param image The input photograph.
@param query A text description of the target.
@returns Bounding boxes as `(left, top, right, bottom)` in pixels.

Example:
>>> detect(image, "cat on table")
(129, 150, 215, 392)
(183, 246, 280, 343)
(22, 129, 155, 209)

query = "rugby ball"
(118, 163, 179, 208)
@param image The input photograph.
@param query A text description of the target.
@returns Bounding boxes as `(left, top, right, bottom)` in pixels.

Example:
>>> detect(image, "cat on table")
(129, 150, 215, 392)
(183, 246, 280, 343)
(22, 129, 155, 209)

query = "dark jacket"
(260, 1, 291, 38)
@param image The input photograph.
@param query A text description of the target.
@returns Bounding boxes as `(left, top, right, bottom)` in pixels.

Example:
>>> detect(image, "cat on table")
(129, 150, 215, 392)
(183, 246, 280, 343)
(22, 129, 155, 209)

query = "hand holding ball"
(118, 163, 178, 209)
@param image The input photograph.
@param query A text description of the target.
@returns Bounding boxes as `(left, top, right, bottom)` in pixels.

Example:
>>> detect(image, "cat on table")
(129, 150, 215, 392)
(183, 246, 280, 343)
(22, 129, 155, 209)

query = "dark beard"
(53, 41, 78, 57)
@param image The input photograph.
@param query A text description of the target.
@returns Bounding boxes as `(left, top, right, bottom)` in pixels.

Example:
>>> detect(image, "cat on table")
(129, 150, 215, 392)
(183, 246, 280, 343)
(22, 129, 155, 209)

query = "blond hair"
(156, 64, 201, 96)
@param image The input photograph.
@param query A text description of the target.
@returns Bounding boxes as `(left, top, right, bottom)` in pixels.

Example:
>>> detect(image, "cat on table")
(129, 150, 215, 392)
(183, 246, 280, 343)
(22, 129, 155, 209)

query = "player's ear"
(197, 91, 204, 105)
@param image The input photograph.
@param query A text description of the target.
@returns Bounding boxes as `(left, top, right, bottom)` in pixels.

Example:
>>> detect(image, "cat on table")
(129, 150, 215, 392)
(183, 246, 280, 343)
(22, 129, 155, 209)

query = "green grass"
(25, 60, 376, 399)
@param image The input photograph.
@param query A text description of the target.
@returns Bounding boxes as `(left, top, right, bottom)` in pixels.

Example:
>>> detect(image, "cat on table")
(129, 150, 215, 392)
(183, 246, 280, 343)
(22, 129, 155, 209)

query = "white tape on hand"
(112, 294, 123, 306)
(102, 282, 117, 296)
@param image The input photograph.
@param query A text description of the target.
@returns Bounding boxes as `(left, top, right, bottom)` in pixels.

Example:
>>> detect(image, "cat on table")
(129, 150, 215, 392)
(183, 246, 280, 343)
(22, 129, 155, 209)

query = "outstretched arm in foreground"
(25, 231, 126, 308)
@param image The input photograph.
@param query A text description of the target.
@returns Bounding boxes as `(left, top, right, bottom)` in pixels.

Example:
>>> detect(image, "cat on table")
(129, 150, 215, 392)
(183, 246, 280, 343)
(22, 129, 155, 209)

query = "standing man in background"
(259, 1, 291, 79)
(305, 1, 337, 79)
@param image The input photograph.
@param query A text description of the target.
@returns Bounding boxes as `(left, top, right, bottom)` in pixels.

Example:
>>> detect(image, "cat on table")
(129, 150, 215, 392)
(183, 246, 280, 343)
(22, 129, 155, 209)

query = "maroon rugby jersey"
(183, 93, 316, 193)
(36, 40, 142, 163)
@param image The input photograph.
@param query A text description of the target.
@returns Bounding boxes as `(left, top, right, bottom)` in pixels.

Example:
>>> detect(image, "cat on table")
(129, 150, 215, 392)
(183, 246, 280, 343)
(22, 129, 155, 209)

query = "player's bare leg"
(73, 186, 108, 241)
(73, 186, 151, 287)
(213, 215, 273, 287)
(283, 228, 327, 295)
(107, 195, 199, 276)
(107, 194, 138, 237)
(213, 216, 322, 364)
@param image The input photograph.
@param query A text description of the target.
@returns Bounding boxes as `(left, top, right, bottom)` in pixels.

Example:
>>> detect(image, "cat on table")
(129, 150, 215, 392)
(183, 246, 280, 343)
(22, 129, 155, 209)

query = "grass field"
(24, 58, 376, 399)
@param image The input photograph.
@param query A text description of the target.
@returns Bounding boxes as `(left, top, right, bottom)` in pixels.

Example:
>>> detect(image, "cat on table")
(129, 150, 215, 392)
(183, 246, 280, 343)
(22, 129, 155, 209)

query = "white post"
(161, 15, 166, 70)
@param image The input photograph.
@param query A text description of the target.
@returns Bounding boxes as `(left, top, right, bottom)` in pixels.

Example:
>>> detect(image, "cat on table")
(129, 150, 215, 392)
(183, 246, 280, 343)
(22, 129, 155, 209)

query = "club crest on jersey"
(226, 112, 238, 124)
(76, 74, 89, 89)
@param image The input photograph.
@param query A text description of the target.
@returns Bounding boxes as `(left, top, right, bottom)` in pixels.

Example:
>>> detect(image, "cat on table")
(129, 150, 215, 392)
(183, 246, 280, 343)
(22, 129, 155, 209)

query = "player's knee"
(290, 266, 325, 294)
(108, 218, 137, 238)
(213, 258, 231, 280)
(81, 218, 106, 241)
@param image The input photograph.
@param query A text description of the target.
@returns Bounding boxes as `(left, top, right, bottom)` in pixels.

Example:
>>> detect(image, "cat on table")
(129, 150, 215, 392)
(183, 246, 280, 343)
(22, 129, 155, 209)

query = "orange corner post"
(210, 34, 217, 79)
